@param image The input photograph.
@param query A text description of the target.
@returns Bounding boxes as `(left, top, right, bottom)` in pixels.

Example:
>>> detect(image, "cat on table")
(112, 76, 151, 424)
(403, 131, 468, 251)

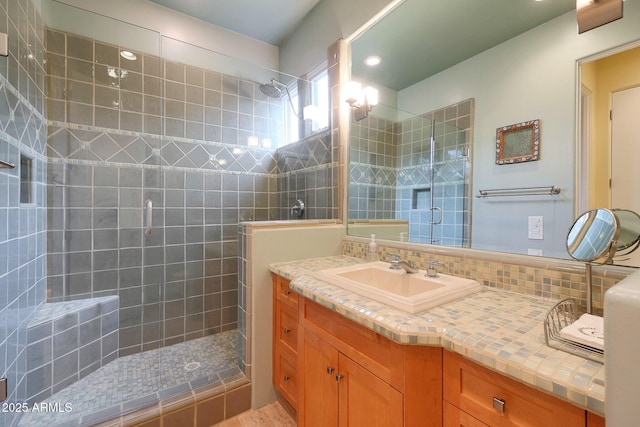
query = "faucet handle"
(387, 254, 401, 269)
(426, 260, 444, 277)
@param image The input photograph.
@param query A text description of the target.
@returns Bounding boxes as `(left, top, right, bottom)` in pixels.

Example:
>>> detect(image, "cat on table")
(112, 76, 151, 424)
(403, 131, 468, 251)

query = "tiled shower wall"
(0, 0, 48, 423)
(44, 28, 282, 356)
(396, 100, 473, 247)
(275, 129, 334, 220)
(348, 100, 473, 247)
(44, 29, 334, 356)
(348, 114, 398, 220)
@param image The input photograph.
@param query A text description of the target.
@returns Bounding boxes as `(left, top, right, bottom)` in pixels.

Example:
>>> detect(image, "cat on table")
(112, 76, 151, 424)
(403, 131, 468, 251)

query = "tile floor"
(213, 401, 296, 426)
(19, 330, 240, 427)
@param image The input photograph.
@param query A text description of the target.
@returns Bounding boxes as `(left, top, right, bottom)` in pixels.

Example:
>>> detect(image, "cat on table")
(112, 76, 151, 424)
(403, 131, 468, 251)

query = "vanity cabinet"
(299, 315, 403, 426)
(297, 292, 443, 427)
(272, 273, 605, 426)
(272, 273, 443, 426)
(272, 275, 299, 409)
(587, 412, 605, 427)
(443, 350, 585, 427)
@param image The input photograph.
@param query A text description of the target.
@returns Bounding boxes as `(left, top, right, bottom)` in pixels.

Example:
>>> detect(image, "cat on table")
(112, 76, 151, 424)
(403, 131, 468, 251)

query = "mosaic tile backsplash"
(343, 236, 630, 314)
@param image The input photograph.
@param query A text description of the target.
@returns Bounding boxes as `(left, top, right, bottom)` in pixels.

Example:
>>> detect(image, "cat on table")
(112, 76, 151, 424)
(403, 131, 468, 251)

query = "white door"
(611, 86, 640, 211)
(611, 86, 640, 266)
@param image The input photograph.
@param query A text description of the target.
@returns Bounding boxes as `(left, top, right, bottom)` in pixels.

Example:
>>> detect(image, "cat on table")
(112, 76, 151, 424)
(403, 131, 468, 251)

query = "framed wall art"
(495, 119, 540, 165)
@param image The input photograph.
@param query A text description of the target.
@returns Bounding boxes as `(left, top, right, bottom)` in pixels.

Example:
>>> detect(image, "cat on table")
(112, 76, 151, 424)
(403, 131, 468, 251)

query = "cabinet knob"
(326, 366, 334, 375)
(284, 290, 291, 296)
(284, 327, 291, 334)
(493, 397, 505, 413)
(335, 374, 344, 382)
(283, 375, 290, 382)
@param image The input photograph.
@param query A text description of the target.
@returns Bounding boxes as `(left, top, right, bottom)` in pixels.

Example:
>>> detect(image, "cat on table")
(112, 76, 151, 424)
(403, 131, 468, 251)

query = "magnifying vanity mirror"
(346, 0, 640, 268)
(566, 208, 620, 264)
(565, 208, 640, 316)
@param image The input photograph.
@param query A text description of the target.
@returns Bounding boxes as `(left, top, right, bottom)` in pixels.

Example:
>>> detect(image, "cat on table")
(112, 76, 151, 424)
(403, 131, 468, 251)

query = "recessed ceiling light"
(120, 50, 137, 61)
(364, 55, 382, 67)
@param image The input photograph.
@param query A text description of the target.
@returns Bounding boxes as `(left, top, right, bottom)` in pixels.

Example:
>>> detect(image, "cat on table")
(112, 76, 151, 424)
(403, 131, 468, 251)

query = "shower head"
(259, 78, 302, 118)
(259, 79, 284, 99)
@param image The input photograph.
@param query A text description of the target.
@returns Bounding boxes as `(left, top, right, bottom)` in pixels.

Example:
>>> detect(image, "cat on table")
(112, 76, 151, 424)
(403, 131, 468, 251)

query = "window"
(281, 61, 329, 147)
(286, 84, 300, 145)
(310, 69, 329, 131)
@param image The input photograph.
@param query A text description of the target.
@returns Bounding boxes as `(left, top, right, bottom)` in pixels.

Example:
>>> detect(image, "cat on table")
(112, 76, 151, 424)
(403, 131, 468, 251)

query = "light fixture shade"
(577, 0, 623, 34)
(364, 86, 379, 107)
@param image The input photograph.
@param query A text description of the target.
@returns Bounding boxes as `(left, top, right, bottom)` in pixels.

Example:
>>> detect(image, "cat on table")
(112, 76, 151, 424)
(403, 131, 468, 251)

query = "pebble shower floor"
(18, 330, 241, 426)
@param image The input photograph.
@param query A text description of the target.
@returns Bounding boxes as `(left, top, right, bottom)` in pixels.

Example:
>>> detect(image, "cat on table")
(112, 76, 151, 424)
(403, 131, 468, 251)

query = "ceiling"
(148, 0, 322, 46)
(351, 0, 577, 91)
(148, 0, 576, 90)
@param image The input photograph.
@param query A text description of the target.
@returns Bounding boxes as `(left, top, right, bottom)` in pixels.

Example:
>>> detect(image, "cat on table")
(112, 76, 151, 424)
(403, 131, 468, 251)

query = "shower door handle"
(430, 206, 442, 225)
(144, 199, 153, 235)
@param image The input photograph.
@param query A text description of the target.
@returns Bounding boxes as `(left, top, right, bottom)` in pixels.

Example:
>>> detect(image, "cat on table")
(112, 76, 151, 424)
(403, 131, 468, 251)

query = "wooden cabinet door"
(444, 401, 489, 427)
(338, 353, 403, 427)
(587, 412, 605, 427)
(299, 328, 339, 427)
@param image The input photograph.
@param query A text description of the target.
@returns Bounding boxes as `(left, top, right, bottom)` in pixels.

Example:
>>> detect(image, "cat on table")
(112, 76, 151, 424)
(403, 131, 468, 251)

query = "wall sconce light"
(577, 0, 623, 34)
(344, 81, 379, 121)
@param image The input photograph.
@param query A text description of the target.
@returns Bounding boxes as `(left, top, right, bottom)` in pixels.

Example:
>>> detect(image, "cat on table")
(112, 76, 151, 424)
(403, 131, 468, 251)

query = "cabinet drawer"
(276, 275, 298, 308)
(444, 350, 584, 427)
(274, 347, 298, 408)
(276, 301, 298, 354)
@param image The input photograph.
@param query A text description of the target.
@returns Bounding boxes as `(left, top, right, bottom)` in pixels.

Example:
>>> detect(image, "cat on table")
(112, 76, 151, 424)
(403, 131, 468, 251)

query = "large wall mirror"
(346, 0, 640, 267)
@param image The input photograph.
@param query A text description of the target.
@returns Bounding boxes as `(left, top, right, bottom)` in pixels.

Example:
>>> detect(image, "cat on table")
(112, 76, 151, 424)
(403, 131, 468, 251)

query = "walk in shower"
(0, 1, 334, 426)
(348, 100, 473, 247)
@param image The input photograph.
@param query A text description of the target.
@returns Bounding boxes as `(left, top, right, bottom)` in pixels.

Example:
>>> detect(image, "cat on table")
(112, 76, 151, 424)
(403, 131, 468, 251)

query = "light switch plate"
(0, 33, 7, 57)
(528, 216, 543, 240)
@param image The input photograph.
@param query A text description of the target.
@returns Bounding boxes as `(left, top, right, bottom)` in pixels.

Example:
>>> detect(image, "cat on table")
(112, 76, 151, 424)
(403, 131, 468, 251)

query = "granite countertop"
(269, 255, 605, 416)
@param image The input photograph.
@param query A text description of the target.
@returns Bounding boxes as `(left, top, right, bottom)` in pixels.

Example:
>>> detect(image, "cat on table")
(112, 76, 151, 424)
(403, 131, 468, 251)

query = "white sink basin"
(314, 261, 482, 313)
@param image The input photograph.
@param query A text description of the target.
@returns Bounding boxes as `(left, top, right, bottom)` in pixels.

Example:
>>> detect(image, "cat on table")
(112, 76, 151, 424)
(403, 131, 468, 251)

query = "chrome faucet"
(426, 260, 445, 277)
(387, 254, 419, 274)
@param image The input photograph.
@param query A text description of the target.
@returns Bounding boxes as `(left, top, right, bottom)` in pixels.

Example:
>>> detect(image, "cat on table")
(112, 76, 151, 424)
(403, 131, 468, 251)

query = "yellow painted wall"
(589, 46, 640, 208)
